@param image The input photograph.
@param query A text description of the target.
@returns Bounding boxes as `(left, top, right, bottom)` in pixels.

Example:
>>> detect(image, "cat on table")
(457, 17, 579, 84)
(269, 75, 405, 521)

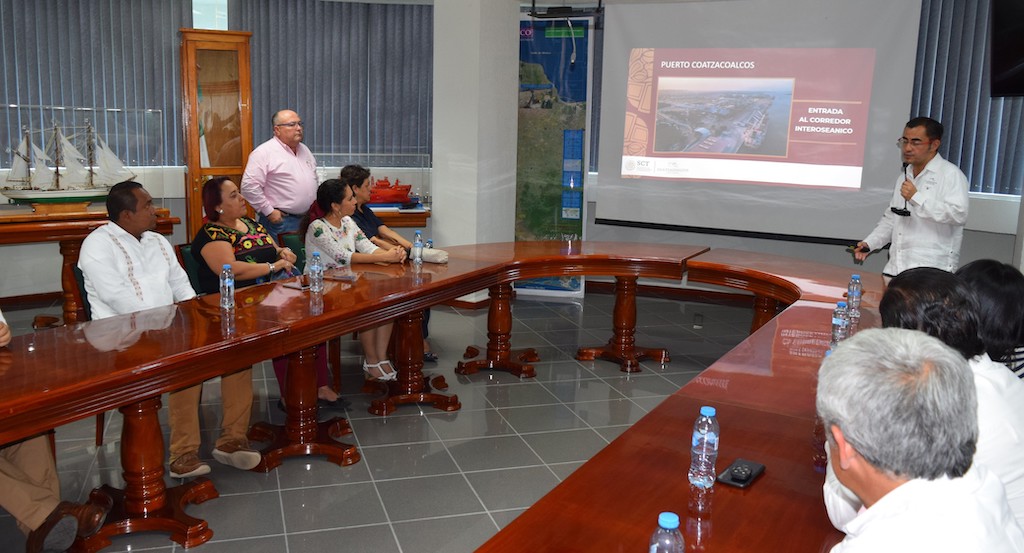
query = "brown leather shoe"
(71, 496, 111, 537)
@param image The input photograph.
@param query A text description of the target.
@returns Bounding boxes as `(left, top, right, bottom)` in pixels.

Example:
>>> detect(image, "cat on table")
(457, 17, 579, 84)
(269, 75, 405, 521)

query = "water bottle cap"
(657, 512, 680, 530)
(837, 301, 847, 307)
(222, 264, 231, 270)
(699, 405, 716, 417)
(313, 252, 321, 257)
(851, 274, 860, 279)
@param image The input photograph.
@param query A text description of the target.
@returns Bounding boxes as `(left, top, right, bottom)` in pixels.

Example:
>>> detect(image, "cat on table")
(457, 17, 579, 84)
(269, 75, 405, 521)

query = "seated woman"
(956, 259, 1024, 378)
(342, 164, 438, 362)
(302, 179, 406, 381)
(191, 176, 342, 406)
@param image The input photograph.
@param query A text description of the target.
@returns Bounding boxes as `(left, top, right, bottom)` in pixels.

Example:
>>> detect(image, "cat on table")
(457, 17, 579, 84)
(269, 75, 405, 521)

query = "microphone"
(890, 162, 911, 217)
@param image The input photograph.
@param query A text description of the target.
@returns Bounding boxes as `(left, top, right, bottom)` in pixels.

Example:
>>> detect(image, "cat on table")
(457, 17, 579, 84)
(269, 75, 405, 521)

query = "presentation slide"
(595, 0, 923, 241)
(622, 48, 875, 189)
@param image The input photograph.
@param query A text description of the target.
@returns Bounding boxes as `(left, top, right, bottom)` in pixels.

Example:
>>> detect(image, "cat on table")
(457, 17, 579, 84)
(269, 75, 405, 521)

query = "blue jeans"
(258, 212, 302, 240)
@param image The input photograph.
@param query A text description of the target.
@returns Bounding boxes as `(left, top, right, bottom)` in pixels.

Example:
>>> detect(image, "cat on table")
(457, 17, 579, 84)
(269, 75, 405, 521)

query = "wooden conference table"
(478, 250, 886, 553)
(0, 240, 708, 551)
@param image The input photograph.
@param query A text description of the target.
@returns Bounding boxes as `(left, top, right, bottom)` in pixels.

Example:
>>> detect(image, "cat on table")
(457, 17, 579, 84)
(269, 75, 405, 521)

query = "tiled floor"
(0, 291, 752, 552)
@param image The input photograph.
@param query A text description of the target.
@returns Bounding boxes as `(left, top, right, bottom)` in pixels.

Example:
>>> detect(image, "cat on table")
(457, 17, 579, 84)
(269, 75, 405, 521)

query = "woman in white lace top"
(302, 180, 406, 380)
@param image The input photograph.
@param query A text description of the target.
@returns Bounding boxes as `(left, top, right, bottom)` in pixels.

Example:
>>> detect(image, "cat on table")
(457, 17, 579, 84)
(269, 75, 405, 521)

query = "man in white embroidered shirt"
(855, 117, 969, 278)
(79, 181, 261, 479)
(818, 328, 1024, 552)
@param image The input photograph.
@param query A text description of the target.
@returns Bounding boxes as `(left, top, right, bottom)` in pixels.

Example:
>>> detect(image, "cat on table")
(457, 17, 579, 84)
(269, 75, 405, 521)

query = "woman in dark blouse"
(191, 177, 343, 408)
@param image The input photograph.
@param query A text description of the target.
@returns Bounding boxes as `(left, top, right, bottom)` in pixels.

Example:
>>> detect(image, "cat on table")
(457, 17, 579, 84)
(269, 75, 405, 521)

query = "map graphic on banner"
(516, 20, 588, 293)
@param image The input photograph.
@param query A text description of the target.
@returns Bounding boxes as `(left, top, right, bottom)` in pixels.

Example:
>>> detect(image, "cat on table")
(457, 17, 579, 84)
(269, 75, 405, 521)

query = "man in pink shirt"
(240, 109, 319, 237)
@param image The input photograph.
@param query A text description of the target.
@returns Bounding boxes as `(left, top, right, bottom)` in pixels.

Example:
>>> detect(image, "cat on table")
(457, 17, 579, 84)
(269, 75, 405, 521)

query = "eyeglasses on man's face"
(896, 137, 928, 148)
(275, 121, 303, 128)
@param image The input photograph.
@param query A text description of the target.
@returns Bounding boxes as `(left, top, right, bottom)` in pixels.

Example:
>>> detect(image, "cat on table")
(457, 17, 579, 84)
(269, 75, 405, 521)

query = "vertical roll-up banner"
(516, 18, 589, 296)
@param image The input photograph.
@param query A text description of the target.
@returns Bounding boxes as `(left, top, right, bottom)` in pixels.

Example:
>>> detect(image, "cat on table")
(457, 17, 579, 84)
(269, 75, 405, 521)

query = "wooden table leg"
(576, 276, 669, 373)
(369, 310, 461, 416)
(457, 283, 538, 378)
(751, 295, 779, 333)
(72, 397, 219, 552)
(58, 239, 86, 324)
(247, 345, 359, 471)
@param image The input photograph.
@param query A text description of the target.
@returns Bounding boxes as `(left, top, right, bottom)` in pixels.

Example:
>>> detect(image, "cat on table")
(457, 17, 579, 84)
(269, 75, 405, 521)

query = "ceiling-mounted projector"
(528, 0, 603, 19)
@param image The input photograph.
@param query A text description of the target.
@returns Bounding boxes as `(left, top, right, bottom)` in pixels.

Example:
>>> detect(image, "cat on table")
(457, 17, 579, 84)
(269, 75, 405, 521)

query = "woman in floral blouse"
(302, 179, 405, 380)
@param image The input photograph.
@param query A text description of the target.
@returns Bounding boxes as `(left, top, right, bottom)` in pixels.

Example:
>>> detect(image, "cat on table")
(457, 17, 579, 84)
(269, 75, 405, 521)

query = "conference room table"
(0, 240, 709, 551)
(477, 250, 883, 552)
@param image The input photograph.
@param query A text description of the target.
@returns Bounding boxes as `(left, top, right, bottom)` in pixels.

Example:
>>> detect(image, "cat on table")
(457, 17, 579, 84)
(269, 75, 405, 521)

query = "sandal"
(377, 360, 398, 381)
(363, 360, 398, 382)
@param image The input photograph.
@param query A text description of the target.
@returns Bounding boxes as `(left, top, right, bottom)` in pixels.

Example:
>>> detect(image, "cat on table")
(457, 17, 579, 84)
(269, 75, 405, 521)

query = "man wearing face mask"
(854, 117, 969, 278)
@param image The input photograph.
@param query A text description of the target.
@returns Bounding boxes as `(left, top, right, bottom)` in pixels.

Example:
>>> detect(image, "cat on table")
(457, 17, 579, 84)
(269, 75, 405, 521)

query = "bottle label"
(832, 317, 846, 326)
(692, 430, 718, 448)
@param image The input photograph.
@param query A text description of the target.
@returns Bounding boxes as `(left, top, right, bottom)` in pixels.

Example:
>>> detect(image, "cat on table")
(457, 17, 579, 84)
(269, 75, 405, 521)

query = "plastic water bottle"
(649, 512, 685, 553)
(829, 301, 849, 349)
(412, 230, 424, 265)
(688, 405, 719, 489)
(220, 307, 236, 337)
(847, 274, 862, 323)
(309, 252, 324, 293)
(219, 264, 235, 309)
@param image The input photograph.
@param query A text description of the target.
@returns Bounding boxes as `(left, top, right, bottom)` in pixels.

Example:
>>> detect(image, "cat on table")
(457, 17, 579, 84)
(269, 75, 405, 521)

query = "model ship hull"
(2, 188, 111, 204)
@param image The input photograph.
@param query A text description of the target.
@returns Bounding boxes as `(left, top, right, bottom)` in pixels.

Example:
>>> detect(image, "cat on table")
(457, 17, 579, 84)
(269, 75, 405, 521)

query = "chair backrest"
(175, 243, 204, 294)
(72, 265, 93, 322)
(277, 231, 306, 273)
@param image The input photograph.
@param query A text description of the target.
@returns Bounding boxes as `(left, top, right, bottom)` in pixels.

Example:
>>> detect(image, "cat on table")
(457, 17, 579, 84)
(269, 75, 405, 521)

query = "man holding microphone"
(855, 117, 969, 278)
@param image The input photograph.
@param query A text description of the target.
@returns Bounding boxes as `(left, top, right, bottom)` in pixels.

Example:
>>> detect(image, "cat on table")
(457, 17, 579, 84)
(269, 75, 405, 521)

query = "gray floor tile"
(445, 435, 543, 471)
(603, 373, 681, 398)
(425, 408, 516, 440)
(349, 413, 441, 446)
(393, 514, 498, 553)
(376, 474, 485, 521)
(189, 536, 289, 553)
(595, 424, 632, 443)
(496, 403, 588, 433)
(360, 441, 459, 480)
(490, 508, 526, 529)
(521, 429, 608, 464)
(275, 456, 372, 489)
(569, 398, 652, 427)
(543, 377, 626, 403)
(529, 360, 596, 382)
(188, 490, 284, 540)
(480, 381, 559, 408)
(465, 466, 561, 510)
(280, 482, 387, 531)
(287, 525, 399, 553)
(549, 461, 586, 481)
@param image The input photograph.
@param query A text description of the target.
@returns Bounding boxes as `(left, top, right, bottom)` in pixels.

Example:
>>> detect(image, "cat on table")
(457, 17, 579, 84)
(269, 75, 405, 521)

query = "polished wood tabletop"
(0, 241, 866, 551)
(688, 248, 885, 306)
(478, 256, 882, 553)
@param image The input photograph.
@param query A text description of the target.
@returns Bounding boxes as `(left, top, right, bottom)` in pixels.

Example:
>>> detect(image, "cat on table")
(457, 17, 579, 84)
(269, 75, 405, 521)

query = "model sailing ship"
(2, 121, 136, 205)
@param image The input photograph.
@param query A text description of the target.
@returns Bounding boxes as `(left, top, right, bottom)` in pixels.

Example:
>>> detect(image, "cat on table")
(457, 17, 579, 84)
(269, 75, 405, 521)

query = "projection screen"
(595, 0, 923, 241)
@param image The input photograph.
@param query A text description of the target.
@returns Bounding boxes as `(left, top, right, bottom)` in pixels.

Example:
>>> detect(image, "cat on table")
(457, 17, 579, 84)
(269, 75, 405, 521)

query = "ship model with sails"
(2, 121, 136, 208)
